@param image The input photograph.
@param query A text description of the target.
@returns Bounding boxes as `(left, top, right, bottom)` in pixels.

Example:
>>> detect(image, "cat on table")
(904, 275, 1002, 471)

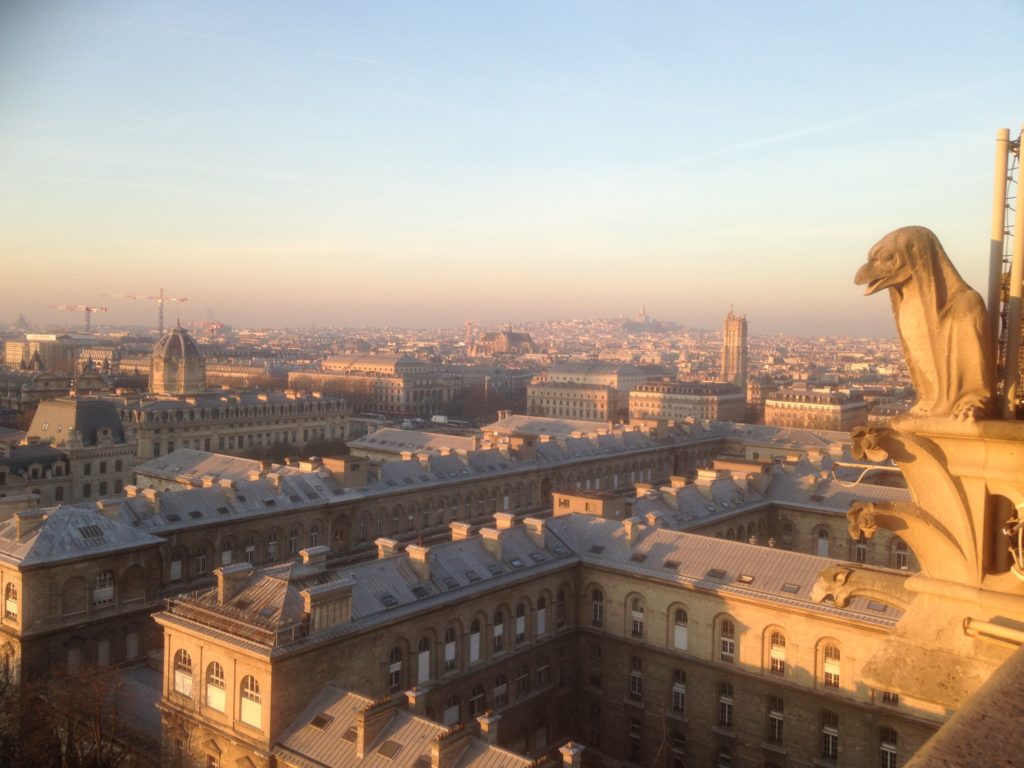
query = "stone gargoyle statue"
(855, 226, 995, 420)
(810, 563, 913, 610)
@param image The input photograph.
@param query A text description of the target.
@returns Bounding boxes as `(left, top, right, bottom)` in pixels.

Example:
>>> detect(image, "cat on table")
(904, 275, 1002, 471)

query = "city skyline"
(2, 1, 1022, 335)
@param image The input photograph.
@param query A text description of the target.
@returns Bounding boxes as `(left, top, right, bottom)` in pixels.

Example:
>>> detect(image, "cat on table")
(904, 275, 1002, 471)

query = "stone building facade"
(764, 388, 868, 431)
(527, 382, 616, 422)
(629, 380, 746, 423)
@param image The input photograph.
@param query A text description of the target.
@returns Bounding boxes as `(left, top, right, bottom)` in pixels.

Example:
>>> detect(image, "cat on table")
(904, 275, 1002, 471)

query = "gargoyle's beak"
(855, 261, 891, 296)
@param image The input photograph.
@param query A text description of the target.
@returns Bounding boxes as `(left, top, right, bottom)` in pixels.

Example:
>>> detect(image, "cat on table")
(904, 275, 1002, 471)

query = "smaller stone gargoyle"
(810, 563, 913, 610)
(855, 226, 995, 421)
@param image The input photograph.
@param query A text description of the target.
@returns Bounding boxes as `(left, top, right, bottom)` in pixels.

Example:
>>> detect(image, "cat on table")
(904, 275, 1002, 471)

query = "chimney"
(407, 544, 430, 581)
(215, 563, 253, 605)
(477, 712, 501, 745)
(376, 538, 402, 559)
(634, 483, 653, 498)
(493, 512, 516, 531)
(321, 456, 369, 488)
(14, 509, 45, 540)
(415, 453, 432, 469)
(668, 475, 687, 489)
(405, 686, 427, 715)
(356, 698, 399, 759)
(480, 527, 502, 560)
(300, 545, 330, 571)
(523, 517, 546, 548)
(431, 724, 473, 768)
(559, 742, 585, 768)
(219, 478, 237, 490)
(124, 484, 139, 498)
(300, 578, 354, 632)
(496, 409, 512, 421)
(449, 521, 473, 541)
(247, 469, 262, 482)
(623, 516, 643, 545)
(400, 451, 415, 462)
(202, 475, 217, 488)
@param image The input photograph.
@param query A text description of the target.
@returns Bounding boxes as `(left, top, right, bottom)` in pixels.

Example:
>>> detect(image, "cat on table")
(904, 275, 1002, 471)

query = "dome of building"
(151, 325, 206, 396)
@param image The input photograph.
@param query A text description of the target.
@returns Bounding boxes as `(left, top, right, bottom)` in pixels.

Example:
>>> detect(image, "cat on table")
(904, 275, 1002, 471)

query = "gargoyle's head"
(855, 229, 915, 296)
(810, 565, 853, 607)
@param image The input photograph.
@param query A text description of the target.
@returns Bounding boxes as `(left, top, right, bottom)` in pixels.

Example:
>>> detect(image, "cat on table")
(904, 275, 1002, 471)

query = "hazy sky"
(1, 1, 1021, 335)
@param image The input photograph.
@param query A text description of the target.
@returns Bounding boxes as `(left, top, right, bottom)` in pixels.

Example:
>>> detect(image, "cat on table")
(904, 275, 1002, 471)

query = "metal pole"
(989, 128, 1011, 357)
(1004, 126, 1024, 419)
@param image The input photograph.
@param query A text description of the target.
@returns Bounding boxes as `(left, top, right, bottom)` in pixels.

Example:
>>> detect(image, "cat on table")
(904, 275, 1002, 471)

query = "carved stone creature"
(810, 563, 913, 609)
(855, 226, 995, 420)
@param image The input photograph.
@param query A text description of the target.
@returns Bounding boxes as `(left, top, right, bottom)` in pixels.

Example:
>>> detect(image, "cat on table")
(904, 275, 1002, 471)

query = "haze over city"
(2, 1, 1022, 334)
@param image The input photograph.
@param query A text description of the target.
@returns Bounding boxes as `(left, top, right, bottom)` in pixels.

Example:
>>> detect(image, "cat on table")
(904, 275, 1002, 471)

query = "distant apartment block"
(527, 381, 616, 422)
(288, 354, 453, 416)
(629, 380, 746, 423)
(764, 387, 868, 431)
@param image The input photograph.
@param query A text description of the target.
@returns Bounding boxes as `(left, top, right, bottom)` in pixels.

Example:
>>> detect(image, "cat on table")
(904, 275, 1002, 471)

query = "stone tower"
(720, 309, 747, 391)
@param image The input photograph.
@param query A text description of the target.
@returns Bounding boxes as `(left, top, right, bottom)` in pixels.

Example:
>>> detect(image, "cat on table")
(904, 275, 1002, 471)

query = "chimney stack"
(376, 538, 402, 559)
(477, 712, 501, 745)
(480, 527, 502, 561)
(301, 545, 330, 571)
(559, 742, 585, 768)
(356, 698, 399, 759)
(215, 563, 253, 605)
(523, 517, 546, 548)
(449, 521, 473, 541)
(623, 516, 642, 545)
(407, 544, 430, 581)
(431, 725, 473, 768)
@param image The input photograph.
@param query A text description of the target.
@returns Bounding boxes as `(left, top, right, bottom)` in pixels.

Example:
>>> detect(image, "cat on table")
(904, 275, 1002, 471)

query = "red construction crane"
(102, 288, 187, 335)
(50, 304, 108, 332)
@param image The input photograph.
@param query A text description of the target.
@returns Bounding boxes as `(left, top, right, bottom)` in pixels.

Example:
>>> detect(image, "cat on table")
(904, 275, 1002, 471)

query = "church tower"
(721, 309, 748, 391)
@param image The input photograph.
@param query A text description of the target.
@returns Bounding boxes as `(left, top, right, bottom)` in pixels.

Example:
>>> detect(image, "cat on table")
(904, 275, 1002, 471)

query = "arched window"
(309, 524, 320, 548)
(493, 674, 509, 707)
(556, 589, 567, 628)
(671, 669, 686, 713)
(816, 529, 829, 557)
(288, 527, 299, 555)
(92, 571, 115, 607)
(515, 603, 527, 643)
(240, 676, 261, 728)
(719, 619, 736, 663)
(536, 596, 547, 636)
(630, 597, 644, 639)
(3, 583, 16, 620)
(855, 533, 868, 563)
(469, 619, 482, 663)
(417, 637, 431, 684)
(718, 682, 734, 727)
(388, 647, 403, 692)
(493, 610, 505, 653)
(591, 589, 604, 627)
(173, 650, 193, 697)
(206, 662, 225, 711)
(444, 626, 458, 671)
(673, 608, 688, 650)
(823, 645, 841, 688)
(770, 631, 786, 675)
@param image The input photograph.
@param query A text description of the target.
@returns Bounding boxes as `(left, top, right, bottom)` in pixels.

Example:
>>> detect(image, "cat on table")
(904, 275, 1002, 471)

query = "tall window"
(673, 608, 688, 650)
(516, 664, 530, 697)
(173, 649, 193, 697)
(879, 727, 898, 768)
(3, 584, 16, 620)
(629, 656, 643, 700)
(493, 610, 505, 653)
(718, 682, 734, 728)
(536, 596, 547, 636)
(442, 695, 460, 727)
(469, 619, 481, 663)
(556, 589, 566, 628)
(206, 662, 225, 712)
(591, 589, 604, 627)
(493, 674, 509, 707)
(444, 627, 457, 671)
(821, 711, 839, 760)
(720, 619, 736, 663)
(288, 528, 299, 554)
(417, 637, 430, 684)
(309, 524, 320, 547)
(468, 684, 486, 717)
(240, 676, 261, 728)
(387, 647, 403, 692)
(769, 631, 786, 675)
(630, 598, 645, 639)
(894, 538, 909, 570)
(92, 571, 115, 607)
(855, 534, 868, 563)
(823, 644, 841, 688)
(671, 669, 686, 713)
(767, 696, 784, 743)
(816, 529, 829, 557)
(515, 603, 527, 643)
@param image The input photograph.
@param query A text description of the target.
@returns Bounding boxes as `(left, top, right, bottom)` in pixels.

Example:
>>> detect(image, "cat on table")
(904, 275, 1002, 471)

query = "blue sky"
(1, 1, 1021, 335)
